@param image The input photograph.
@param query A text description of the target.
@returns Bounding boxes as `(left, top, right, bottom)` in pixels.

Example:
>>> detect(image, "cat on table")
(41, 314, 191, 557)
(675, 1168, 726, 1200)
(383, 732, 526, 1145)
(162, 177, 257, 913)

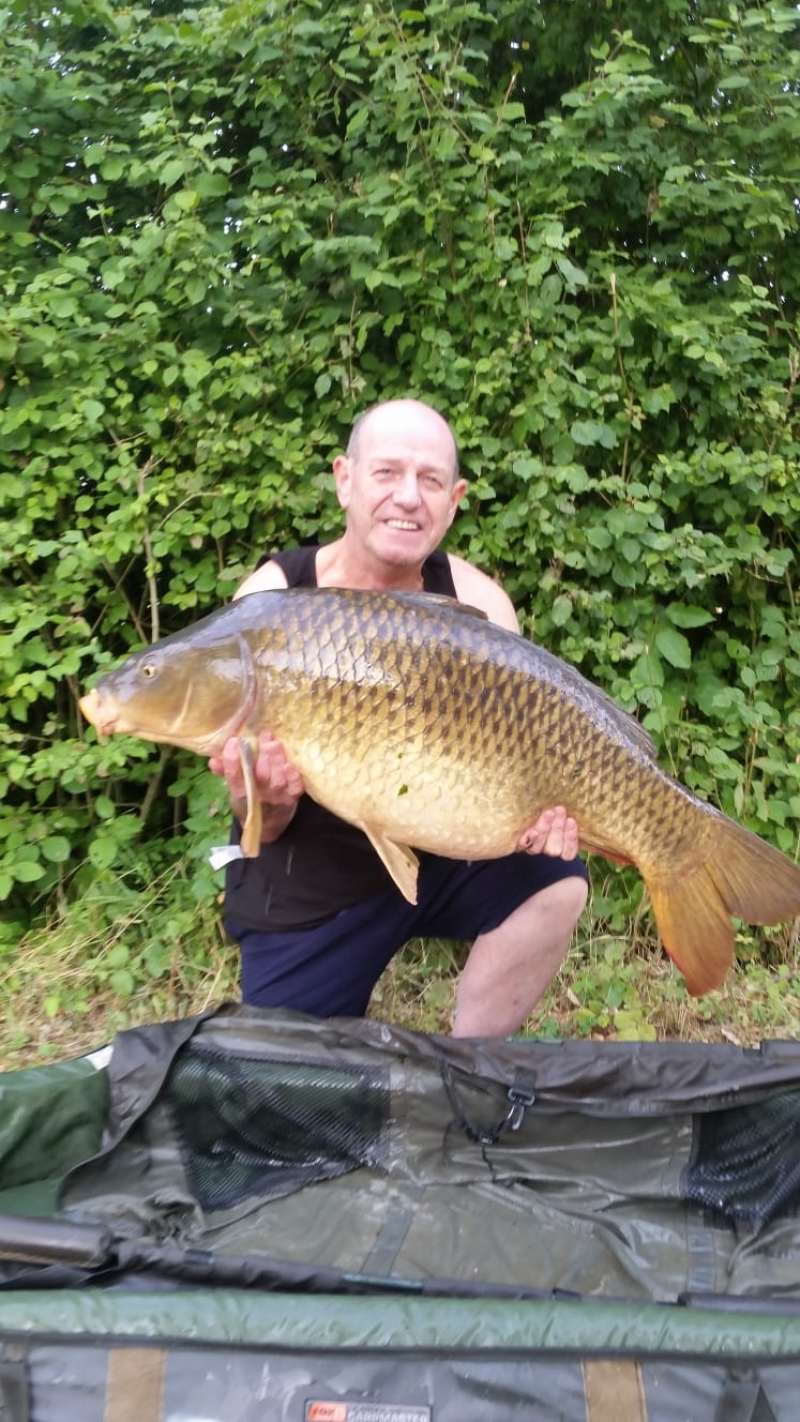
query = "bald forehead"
(347, 400, 459, 480)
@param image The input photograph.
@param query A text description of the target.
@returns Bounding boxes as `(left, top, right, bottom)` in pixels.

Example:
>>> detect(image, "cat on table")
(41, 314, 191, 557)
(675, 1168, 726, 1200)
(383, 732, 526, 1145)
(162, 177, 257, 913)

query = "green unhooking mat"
(1, 1005, 800, 1419)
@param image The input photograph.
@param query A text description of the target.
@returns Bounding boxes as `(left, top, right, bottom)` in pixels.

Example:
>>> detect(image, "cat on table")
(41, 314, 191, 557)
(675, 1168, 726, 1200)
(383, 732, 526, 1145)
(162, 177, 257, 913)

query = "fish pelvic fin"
(237, 734, 263, 858)
(647, 814, 800, 997)
(360, 824, 420, 904)
(578, 828, 634, 868)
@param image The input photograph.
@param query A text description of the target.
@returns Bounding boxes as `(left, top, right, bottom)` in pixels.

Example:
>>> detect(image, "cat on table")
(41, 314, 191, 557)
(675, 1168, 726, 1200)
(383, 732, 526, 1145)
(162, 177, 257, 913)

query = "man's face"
(333, 404, 467, 568)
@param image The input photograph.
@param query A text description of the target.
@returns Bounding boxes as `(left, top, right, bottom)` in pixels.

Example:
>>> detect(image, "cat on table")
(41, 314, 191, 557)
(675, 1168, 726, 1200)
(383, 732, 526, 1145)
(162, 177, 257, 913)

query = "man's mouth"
(385, 519, 421, 532)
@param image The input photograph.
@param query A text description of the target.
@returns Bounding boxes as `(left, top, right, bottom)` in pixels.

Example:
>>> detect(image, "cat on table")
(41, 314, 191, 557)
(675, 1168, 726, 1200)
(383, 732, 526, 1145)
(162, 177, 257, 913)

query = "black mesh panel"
(166, 1043, 390, 1212)
(684, 1089, 800, 1230)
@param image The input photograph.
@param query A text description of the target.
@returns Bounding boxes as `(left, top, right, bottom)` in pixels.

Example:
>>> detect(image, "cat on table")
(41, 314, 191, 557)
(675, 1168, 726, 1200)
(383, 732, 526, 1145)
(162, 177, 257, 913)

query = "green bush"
(2, 0, 799, 977)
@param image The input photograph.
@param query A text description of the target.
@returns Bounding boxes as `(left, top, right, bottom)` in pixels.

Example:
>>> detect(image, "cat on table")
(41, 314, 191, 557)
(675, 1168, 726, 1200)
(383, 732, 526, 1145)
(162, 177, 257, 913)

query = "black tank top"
(224, 547, 458, 931)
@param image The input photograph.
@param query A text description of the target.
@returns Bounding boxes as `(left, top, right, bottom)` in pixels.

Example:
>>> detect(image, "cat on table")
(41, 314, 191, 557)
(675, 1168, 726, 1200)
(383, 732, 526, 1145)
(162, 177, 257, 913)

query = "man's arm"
(447, 554, 521, 632)
(233, 558, 288, 600)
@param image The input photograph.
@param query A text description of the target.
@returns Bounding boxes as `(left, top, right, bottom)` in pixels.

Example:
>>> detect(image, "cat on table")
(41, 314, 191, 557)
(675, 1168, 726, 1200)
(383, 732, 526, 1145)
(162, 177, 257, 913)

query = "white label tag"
(208, 844, 245, 870)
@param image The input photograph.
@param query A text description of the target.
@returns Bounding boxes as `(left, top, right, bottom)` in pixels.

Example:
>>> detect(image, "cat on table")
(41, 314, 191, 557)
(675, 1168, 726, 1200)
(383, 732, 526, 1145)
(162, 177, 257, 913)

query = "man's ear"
(447, 477, 468, 526)
(332, 454, 351, 509)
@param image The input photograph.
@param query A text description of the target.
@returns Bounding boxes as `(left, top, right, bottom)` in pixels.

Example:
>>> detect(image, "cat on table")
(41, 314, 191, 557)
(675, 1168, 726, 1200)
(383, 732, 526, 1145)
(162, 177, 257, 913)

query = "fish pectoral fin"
(360, 825, 420, 904)
(237, 735, 263, 858)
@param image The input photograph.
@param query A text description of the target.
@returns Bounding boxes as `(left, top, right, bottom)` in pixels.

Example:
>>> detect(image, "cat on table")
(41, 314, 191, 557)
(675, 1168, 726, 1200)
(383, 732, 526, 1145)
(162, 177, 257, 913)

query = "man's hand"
(517, 806, 579, 860)
(209, 731, 305, 842)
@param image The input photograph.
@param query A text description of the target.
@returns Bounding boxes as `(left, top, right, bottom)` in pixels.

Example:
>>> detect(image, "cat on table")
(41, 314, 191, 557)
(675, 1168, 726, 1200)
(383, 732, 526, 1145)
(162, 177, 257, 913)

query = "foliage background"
(2, 0, 799, 1045)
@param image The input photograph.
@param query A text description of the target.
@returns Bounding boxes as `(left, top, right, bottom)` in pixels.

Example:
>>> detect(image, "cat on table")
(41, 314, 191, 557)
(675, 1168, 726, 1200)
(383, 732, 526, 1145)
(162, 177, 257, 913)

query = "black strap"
(715, 1371, 778, 1422)
(440, 1060, 536, 1145)
(0, 1360, 28, 1422)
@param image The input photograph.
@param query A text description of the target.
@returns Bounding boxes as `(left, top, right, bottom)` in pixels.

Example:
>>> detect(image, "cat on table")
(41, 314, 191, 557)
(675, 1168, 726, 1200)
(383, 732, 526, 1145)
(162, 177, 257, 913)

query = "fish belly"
(276, 711, 547, 862)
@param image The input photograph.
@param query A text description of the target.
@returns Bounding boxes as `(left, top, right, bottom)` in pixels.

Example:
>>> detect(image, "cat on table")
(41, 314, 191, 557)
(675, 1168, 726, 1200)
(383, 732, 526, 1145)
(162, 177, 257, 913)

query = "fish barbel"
(79, 588, 800, 995)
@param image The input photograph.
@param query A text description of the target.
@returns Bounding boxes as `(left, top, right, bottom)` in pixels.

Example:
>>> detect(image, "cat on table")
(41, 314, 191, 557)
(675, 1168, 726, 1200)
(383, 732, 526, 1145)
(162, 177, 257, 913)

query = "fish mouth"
(79, 691, 115, 739)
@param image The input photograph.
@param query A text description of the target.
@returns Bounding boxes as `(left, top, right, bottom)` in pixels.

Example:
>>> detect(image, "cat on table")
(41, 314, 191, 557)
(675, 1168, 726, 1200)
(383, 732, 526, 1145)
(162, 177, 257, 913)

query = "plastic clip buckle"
(506, 1087, 536, 1131)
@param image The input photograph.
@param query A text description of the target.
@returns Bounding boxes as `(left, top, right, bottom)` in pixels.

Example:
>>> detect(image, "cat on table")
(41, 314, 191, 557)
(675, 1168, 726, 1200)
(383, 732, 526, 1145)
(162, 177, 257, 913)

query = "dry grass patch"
(2, 870, 798, 1071)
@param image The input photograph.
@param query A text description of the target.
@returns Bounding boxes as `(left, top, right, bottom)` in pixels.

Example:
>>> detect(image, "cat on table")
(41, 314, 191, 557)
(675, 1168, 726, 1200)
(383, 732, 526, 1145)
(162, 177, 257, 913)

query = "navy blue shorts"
(226, 851, 589, 1018)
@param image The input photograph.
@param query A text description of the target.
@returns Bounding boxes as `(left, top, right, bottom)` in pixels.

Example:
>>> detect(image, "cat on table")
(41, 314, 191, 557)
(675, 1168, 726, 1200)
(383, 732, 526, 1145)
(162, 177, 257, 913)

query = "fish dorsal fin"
(287, 587, 489, 621)
(415, 593, 489, 621)
(587, 682, 660, 761)
(359, 823, 420, 903)
(237, 734, 263, 857)
(388, 591, 488, 621)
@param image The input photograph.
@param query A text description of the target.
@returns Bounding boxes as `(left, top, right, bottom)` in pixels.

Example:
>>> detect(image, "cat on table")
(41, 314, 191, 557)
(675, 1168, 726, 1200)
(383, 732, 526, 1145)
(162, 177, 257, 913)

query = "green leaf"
(88, 837, 119, 870)
(346, 105, 371, 139)
(555, 256, 588, 287)
(570, 420, 617, 449)
(184, 276, 207, 304)
(664, 603, 713, 628)
(194, 173, 230, 198)
(110, 968, 136, 997)
(552, 435, 576, 465)
(11, 859, 45, 884)
(654, 627, 692, 669)
(100, 157, 126, 181)
(41, 836, 72, 863)
(550, 595, 572, 628)
(160, 157, 187, 188)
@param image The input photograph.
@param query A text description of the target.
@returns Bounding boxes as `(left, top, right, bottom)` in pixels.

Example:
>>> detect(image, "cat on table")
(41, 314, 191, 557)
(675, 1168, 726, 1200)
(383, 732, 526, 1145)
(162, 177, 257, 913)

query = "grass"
(0, 860, 240, 1070)
(374, 928, 800, 1045)
(2, 867, 799, 1071)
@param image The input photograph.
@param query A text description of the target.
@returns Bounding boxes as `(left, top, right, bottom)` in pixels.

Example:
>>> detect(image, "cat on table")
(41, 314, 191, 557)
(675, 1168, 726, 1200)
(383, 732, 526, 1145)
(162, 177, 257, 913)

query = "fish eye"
(141, 663, 157, 679)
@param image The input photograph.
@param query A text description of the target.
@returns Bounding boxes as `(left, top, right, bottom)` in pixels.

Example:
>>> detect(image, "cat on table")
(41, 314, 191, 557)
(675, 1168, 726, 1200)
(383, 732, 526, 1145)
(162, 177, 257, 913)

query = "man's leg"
(226, 884, 421, 1017)
(228, 850, 588, 1028)
(451, 875, 589, 1037)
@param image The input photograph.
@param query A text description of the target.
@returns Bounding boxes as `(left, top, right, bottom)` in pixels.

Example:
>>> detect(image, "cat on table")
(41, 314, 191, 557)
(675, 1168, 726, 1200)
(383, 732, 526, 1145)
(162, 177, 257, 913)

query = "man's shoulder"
(446, 554, 520, 631)
(234, 558, 290, 599)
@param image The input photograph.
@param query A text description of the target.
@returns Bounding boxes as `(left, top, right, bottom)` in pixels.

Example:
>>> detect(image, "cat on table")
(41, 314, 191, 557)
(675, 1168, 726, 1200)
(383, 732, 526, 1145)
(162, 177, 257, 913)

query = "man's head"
(346, 399, 460, 481)
(333, 399, 467, 573)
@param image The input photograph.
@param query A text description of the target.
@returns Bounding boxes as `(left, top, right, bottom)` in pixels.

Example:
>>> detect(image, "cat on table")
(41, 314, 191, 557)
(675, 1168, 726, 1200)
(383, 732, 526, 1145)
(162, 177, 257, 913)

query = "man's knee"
(557, 872, 590, 921)
(522, 871, 589, 934)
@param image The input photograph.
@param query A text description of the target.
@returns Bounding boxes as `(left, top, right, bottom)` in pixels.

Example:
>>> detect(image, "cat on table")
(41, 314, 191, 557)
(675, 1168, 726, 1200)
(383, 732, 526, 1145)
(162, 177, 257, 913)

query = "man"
(211, 398, 589, 1036)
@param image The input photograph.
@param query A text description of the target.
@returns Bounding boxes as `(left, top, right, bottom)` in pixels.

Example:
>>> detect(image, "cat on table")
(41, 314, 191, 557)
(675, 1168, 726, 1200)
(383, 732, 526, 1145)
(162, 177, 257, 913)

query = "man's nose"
(393, 471, 422, 505)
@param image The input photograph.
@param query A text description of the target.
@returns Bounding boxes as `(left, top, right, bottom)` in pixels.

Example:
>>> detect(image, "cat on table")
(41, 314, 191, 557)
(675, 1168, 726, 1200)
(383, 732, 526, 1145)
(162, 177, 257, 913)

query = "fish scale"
(79, 586, 800, 997)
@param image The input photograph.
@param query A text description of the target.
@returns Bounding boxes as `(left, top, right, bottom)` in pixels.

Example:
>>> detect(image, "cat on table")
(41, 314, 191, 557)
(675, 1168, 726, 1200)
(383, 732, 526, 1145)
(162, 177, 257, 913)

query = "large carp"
(79, 588, 800, 995)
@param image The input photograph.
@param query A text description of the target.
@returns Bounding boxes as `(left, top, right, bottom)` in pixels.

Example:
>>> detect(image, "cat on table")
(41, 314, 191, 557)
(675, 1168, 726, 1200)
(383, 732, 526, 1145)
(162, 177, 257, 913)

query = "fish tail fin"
(647, 816, 800, 997)
(648, 874, 735, 997)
